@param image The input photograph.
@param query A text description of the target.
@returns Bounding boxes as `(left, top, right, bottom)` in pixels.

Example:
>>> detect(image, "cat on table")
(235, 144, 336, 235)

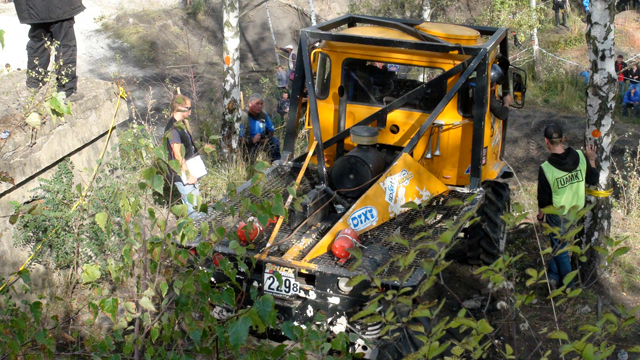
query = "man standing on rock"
(165, 94, 206, 220)
(275, 64, 289, 92)
(537, 124, 598, 290)
(13, 0, 84, 101)
(277, 44, 296, 87)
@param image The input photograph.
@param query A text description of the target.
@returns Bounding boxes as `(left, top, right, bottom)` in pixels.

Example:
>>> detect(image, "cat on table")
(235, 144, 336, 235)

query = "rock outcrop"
(0, 72, 129, 280)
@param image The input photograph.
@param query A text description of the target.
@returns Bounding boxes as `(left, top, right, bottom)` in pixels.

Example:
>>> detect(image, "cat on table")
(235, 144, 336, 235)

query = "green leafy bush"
(13, 160, 122, 269)
(2, 122, 639, 359)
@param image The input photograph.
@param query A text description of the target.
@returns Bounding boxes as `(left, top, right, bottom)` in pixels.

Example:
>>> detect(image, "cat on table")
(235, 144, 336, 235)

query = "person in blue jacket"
(583, 0, 590, 13)
(240, 93, 281, 163)
(623, 87, 640, 117)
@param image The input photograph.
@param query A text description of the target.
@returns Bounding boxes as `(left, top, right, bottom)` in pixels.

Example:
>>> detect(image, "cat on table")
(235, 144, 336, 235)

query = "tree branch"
(239, 0, 271, 17)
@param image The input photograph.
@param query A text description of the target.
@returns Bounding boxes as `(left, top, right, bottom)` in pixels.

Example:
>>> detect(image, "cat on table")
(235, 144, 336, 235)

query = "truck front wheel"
(466, 181, 511, 265)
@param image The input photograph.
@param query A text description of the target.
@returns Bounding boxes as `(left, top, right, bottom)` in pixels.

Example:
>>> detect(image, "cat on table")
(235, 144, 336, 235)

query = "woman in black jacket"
(13, 0, 85, 101)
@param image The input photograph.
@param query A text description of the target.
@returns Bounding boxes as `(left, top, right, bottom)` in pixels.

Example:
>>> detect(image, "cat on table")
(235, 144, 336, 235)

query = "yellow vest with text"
(540, 151, 587, 215)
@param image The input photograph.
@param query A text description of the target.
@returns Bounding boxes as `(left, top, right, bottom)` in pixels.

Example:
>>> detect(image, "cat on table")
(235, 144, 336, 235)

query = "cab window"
(341, 58, 446, 112)
(314, 52, 331, 100)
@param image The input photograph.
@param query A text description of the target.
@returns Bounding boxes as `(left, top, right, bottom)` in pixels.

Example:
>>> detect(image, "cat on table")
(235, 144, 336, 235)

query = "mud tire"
(372, 304, 430, 360)
(466, 180, 511, 265)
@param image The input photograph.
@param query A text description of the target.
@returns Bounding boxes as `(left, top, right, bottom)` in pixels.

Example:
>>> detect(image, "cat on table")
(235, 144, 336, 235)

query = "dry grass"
(615, 10, 640, 55)
(606, 142, 640, 295)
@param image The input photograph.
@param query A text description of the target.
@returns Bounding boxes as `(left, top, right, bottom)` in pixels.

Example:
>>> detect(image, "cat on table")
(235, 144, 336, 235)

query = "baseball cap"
(285, 45, 294, 50)
(544, 124, 563, 140)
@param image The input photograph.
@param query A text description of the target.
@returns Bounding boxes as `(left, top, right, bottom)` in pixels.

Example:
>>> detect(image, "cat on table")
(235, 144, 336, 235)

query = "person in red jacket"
(13, 0, 85, 101)
(615, 55, 628, 103)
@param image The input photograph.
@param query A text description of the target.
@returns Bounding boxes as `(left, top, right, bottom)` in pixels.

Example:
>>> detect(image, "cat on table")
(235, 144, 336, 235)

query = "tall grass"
(527, 69, 587, 113)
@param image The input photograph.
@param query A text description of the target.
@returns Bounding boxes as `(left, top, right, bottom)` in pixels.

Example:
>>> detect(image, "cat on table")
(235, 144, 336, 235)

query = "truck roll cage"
(281, 14, 509, 190)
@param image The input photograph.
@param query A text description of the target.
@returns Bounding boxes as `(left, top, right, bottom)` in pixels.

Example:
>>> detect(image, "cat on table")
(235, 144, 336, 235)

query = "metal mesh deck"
(310, 190, 479, 275)
(203, 165, 320, 255)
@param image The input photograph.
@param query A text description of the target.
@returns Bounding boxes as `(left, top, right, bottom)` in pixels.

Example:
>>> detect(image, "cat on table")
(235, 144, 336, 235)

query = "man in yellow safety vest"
(537, 124, 598, 289)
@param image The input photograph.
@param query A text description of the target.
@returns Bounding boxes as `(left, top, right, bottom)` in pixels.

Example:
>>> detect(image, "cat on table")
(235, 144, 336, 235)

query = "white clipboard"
(182, 155, 208, 179)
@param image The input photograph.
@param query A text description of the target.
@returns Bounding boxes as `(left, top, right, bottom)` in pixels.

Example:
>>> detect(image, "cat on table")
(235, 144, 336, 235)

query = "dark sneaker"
(67, 92, 85, 102)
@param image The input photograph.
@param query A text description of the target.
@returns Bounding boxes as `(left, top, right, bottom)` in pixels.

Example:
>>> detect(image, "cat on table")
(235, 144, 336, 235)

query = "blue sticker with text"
(348, 206, 378, 231)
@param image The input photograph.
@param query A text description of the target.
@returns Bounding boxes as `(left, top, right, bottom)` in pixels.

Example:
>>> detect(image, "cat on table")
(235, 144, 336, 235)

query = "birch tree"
(308, 0, 317, 26)
(581, 0, 617, 284)
(530, 0, 540, 79)
(422, 0, 434, 21)
(221, 0, 242, 155)
(265, 3, 280, 66)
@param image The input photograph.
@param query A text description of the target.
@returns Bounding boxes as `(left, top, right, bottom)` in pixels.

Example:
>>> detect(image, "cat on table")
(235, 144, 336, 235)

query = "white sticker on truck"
(348, 206, 378, 231)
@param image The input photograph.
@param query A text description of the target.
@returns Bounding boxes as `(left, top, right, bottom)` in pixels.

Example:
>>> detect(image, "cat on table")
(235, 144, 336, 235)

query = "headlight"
(337, 277, 353, 293)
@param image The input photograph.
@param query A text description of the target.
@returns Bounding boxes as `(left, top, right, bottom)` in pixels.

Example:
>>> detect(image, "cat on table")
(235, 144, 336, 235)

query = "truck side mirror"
(509, 65, 527, 108)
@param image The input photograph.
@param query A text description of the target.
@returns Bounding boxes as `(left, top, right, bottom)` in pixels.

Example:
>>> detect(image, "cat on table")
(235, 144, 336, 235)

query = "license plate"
(263, 263, 299, 297)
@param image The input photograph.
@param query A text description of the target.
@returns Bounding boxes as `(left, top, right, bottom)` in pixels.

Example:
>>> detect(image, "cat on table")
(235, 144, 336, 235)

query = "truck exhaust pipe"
(434, 121, 444, 156)
(425, 128, 433, 159)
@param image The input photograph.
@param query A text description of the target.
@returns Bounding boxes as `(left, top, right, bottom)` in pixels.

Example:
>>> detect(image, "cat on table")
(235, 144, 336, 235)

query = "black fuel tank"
(331, 126, 385, 198)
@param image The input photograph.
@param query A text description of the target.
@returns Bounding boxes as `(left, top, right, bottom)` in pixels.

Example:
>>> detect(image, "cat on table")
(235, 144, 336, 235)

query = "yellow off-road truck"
(204, 14, 526, 359)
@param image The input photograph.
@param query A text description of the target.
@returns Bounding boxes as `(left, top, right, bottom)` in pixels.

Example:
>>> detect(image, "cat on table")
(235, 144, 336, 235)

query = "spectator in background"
(628, 62, 640, 91)
(2, 63, 11, 75)
(615, 55, 628, 102)
(512, 32, 522, 49)
(583, 0, 590, 13)
(277, 91, 290, 122)
(275, 65, 289, 91)
(618, 0, 631, 10)
(553, 0, 568, 27)
(277, 44, 297, 87)
(13, 0, 85, 101)
(165, 94, 207, 220)
(623, 87, 640, 117)
(277, 44, 297, 72)
(580, 69, 590, 85)
(240, 93, 281, 163)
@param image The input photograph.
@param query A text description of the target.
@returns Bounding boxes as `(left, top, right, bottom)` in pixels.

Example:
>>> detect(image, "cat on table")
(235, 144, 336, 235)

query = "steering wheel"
(377, 78, 395, 99)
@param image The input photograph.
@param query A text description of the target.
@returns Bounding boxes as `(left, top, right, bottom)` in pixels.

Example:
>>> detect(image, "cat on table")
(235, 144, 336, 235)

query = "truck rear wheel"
(466, 181, 511, 265)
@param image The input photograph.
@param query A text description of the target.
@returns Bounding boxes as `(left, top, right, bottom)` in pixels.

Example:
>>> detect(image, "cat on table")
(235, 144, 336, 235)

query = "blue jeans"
(546, 214, 574, 287)
(619, 81, 627, 101)
(174, 182, 205, 219)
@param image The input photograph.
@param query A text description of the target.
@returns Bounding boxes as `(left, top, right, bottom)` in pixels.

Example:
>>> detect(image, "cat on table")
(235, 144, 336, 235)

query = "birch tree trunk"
(308, 0, 317, 26)
(581, 0, 616, 285)
(221, 0, 242, 155)
(530, 0, 541, 79)
(265, 3, 280, 66)
(422, 0, 433, 21)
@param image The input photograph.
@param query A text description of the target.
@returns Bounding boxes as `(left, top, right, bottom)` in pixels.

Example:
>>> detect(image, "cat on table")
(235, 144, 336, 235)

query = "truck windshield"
(341, 58, 446, 112)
